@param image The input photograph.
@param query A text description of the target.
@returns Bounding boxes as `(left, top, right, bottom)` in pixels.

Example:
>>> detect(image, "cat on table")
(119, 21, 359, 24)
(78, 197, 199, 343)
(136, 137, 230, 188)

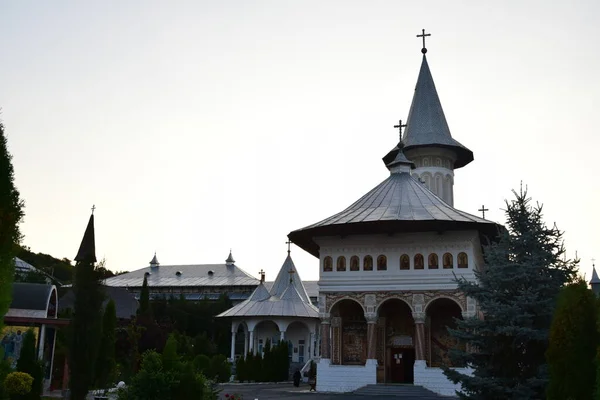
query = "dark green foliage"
(138, 276, 151, 317)
(162, 334, 179, 371)
(96, 299, 117, 389)
(0, 354, 11, 399)
(69, 217, 106, 400)
(15, 330, 42, 400)
(234, 356, 246, 382)
(308, 360, 316, 380)
(0, 121, 25, 332)
(238, 341, 291, 383)
(208, 354, 230, 383)
(261, 339, 273, 381)
(444, 187, 578, 400)
(546, 279, 597, 399)
(193, 333, 216, 357)
(193, 354, 211, 374)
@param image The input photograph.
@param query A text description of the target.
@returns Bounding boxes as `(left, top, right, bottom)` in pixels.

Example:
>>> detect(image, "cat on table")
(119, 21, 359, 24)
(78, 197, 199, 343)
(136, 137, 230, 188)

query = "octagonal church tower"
(288, 35, 501, 396)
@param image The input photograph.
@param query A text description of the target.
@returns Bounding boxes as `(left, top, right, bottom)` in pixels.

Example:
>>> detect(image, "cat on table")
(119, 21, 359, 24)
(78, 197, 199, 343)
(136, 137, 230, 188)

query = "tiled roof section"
(395, 55, 473, 169)
(269, 255, 311, 303)
(103, 263, 259, 288)
(301, 173, 492, 228)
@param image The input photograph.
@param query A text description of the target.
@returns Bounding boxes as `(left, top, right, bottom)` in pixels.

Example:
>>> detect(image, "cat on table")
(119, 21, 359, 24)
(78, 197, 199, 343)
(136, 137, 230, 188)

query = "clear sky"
(1, 0, 599, 282)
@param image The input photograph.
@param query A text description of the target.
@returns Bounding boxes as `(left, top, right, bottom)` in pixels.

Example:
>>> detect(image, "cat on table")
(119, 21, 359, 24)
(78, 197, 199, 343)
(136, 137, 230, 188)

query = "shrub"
(15, 330, 42, 400)
(4, 372, 33, 396)
(193, 355, 211, 374)
(209, 354, 230, 383)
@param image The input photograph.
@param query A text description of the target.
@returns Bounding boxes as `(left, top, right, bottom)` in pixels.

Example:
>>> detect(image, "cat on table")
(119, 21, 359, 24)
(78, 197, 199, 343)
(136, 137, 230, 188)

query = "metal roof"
(217, 254, 319, 319)
(103, 263, 259, 288)
(60, 286, 139, 319)
(289, 171, 499, 257)
(75, 214, 97, 263)
(10, 283, 56, 311)
(383, 55, 473, 169)
(590, 266, 600, 284)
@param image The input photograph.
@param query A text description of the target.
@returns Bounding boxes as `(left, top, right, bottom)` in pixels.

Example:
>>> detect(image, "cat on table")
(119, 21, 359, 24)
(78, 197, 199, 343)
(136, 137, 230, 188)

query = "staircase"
(353, 384, 455, 398)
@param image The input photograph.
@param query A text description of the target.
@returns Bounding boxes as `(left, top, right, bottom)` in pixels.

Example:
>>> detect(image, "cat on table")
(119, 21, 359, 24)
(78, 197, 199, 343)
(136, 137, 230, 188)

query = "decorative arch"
(458, 252, 468, 268)
(350, 256, 359, 271)
(323, 256, 333, 272)
(443, 253, 453, 269)
(328, 296, 367, 315)
(435, 173, 443, 198)
(377, 255, 387, 271)
(363, 255, 373, 271)
(421, 173, 432, 190)
(414, 254, 424, 270)
(375, 296, 414, 315)
(428, 253, 439, 269)
(336, 256, 346, 271)
(424, 296, 465, 314)
(400, 254, 410, 270)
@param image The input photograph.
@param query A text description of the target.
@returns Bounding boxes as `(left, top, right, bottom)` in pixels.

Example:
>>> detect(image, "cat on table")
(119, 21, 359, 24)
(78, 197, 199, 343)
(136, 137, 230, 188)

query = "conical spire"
(270, 253, 311, 303)
(401, 55, 473, 168)
(590, 265, 600, 296)
(150, 253, 159, 267)
(225, 249, 235, 265)
(74, 214, 96, 263)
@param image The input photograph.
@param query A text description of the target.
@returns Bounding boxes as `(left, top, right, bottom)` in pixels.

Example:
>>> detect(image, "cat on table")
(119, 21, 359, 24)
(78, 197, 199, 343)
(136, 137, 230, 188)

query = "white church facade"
(287, 34, 501, 396)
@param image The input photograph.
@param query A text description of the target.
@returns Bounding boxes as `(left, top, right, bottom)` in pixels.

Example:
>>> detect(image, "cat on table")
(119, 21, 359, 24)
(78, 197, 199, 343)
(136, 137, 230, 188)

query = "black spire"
(74, 213, 96, 263)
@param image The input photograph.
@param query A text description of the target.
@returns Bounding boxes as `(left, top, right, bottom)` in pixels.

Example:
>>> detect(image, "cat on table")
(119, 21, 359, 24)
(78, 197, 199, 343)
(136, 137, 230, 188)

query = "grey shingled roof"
(103, 263, 258, 288)
(289, 171, 499, 257)
(383, 55, 473, 169)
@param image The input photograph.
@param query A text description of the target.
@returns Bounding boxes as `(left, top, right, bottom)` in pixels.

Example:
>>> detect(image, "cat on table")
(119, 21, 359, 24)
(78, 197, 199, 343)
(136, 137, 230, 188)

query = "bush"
(193, 355, 211, 374)
(209, 355, 230, 383)
(15, 330, 42, 400)
(4, 372, 33, 396)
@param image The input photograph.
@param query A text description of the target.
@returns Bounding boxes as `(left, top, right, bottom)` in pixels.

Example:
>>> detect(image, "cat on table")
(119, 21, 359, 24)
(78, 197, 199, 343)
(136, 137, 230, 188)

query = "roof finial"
(91, 204, 96, 215)
(478, 205, 489, 219)
(286, 240, 292, 256)
(393, 119, 407, 142)
(226, 249, 235, 265)
(417, 29, 431, 54)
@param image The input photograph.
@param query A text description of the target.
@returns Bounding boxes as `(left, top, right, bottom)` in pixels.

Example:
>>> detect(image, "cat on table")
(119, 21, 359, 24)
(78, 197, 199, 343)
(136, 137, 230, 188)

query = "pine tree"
(162, 334, 179, 371)
(0, 120, 25, 331)
(138, 275, 151, 317)
(95, 299, 117, 389)
(69, 215, 105, 400)
(444, 186, 578, 400)
(546, 279, 597, 399)
(16, 329, 42, 400)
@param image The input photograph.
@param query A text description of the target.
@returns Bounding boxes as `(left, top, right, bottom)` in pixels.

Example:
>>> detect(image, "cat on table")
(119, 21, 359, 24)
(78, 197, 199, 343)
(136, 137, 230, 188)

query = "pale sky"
(1, 1, 599, 282)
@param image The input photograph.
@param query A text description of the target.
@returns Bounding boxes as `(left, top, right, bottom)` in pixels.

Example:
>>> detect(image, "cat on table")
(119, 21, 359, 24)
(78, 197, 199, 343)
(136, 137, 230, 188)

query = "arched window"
(443, 253, 453, 269)
(414, 254, 424, 270)
(336, 256, 346, 271)
(377, 255, 387, 271)
(458, 252, 468, 268)
(428, 253, 439, 269)
(323, 256, 333, 272)
(400, 254, 410, 270)
(350, 256, 359, 271)
(363, 255, 373, 271)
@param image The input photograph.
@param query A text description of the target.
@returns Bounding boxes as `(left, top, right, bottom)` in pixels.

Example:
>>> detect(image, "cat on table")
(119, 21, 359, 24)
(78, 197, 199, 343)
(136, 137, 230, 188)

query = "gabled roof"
(269, 254, 311, 303)
(103, 263, 258, 288)
(383, 55, 473, 169)
(289, 172, 499, 257)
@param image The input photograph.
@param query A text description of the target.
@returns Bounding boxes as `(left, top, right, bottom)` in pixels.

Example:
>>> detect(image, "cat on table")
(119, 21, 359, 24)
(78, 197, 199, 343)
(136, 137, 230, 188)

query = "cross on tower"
(285, 240, 292, 255)
(258, 269, 265, 281)
(478, 205, 489, 219)
(393, 119, 407, 141)
(91, 204, 96, 215)
(288, 267, 296, 283)
(592, 258, 596, 267)
(417, 29, 431, 53)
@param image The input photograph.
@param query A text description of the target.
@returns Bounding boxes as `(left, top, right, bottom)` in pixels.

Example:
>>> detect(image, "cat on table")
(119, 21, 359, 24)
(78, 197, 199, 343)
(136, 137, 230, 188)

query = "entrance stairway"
(353, 384, 455, 398)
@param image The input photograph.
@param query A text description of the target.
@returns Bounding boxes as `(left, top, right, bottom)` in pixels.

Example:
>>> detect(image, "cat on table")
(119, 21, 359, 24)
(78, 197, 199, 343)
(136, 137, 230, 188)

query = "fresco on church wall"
(323, 256, 333, 272)
(350, 256, 359, 271)
(377, 255, 387, 271)
(400, 254, 410, 270)
(363, 256, 373, 271)
(342, 322, 367, 364)
(1, 326, 39, 369)
(428, 253, 439, 269)
(414, 254, 424, 269)
(443, 253, 453, 269)
(457, 252, 468, 268)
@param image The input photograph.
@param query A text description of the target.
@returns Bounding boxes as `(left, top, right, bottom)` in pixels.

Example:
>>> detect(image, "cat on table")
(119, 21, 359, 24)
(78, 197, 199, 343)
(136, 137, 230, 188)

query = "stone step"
(354, 384, 450, 398)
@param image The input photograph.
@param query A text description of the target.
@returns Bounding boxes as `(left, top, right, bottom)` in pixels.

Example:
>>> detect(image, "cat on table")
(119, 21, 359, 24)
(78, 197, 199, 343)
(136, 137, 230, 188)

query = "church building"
(288, 32, 501, 396)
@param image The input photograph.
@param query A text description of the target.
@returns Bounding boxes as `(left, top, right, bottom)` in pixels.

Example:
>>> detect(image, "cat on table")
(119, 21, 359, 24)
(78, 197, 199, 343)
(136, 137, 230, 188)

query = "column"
(320, 318, 331, 359)
(412, 312, 426, 361)
(309, 331, 315, 358)
(230, 330, 236, 361)
(243, 331, 249, 356)
(280, 330, 286, 342)
(37, 324, 46, 360)
(365, 313, 378, 360)
(248, 331, 254, 354)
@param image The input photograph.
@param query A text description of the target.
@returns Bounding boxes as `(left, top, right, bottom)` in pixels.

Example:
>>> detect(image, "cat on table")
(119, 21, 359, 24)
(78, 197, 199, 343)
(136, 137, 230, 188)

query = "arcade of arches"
(320, 291, 468, 384)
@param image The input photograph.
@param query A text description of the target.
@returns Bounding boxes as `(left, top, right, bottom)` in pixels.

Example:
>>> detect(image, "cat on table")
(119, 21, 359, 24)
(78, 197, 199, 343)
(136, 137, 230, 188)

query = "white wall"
(316, 359, 377, 392)
(414, 360, 472, 397)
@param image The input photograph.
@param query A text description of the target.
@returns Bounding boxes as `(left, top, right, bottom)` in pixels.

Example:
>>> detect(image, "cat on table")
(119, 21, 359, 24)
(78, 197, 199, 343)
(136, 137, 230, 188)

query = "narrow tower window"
(363, 256, 373, 271)
(350, 256, 359, 271)
(428, 253, 439, 269)
(458, 252, 468, 268)
(337, 256, 346, 271)
(414, 254, 424, 270)
(323, 256, 333, 272)
(400, 254, 410, 270)
(377, 255, 387, 271)
(443, 253, 453, 269)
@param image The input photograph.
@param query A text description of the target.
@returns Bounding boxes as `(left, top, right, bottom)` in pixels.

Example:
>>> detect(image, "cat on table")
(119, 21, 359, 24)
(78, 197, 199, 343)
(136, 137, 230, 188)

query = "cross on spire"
(417, 29, 431, 54)
(288, 267, 296, 283)
(478, 205, 489, 219)
(592, 258, 596, 267)
(91, 204, 96, 215)
(285, 240, 292, 255)
(393, 119, 407, 141)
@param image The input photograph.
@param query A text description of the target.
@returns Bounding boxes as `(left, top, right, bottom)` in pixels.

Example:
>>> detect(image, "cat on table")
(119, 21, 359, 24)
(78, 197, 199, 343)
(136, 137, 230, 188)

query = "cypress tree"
(444, 186, 578, 400)
(16, 329, 42, 400)
(69, 214, 105, 400)
(162, 334, 179, 371)
(95, 299, 117, 389)
(0, 120, 25, 331)
(546, 279, 597, 399)
(138, 275, 151, 317)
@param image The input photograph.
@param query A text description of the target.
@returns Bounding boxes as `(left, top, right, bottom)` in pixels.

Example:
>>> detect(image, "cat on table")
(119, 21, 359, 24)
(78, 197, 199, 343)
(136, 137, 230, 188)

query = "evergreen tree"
(96, 299, 117, 389)
(546, 279, 597, 399)
(138, 275, 151, 317)
(162, 334, 179, 371)
(0, 120, 25, 331)
(69, 214, 106, 400)
(444, 186, 578, 400)
(15, 329, 42, 400)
